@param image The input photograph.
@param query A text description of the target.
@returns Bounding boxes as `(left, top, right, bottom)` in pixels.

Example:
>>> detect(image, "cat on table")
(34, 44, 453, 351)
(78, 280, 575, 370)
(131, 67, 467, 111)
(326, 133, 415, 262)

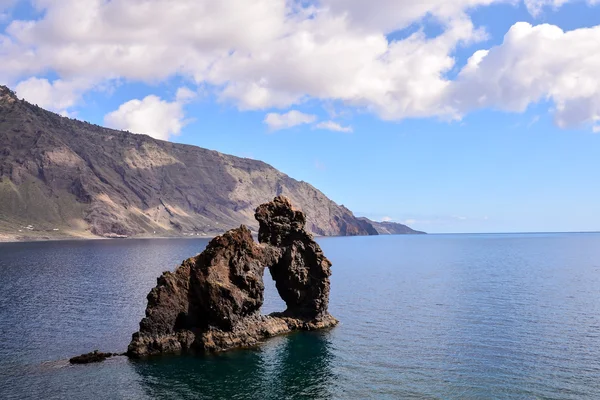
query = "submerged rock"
(127, 196, 338, 357)
(69, 350, 117, 364)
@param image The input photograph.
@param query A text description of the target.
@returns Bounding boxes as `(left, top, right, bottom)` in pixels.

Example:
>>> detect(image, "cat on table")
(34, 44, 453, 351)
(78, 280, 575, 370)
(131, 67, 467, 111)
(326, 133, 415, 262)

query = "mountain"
(0, 85, 423, 241)
(359, 218, 425, 235)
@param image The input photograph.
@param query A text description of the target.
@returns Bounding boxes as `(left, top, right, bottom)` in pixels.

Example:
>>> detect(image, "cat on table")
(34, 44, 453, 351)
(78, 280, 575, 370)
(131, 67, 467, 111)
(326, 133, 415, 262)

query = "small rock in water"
(69, 350, 114, 364)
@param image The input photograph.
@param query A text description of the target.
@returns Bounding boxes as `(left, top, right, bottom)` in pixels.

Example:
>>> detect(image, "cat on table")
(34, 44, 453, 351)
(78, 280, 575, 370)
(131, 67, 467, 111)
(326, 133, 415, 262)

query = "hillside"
(360, 218, 425, 235)
(0, 86, 423, 241)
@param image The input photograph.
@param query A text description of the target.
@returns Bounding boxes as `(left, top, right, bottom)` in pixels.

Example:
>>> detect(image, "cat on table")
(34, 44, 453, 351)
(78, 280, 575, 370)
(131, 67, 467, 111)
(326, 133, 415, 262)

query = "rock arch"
(127, 196, 337, 357)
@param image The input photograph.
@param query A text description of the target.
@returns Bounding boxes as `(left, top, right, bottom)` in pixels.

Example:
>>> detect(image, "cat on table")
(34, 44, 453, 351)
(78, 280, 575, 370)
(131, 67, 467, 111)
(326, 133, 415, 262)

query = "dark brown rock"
(255, 195, 307, 246)
(69, 350, 116, 364)
(256, 196, 332, 319)
(138, 259, 192, 336)
(127, 196, 338, 358)
(188, 225, 265, 330)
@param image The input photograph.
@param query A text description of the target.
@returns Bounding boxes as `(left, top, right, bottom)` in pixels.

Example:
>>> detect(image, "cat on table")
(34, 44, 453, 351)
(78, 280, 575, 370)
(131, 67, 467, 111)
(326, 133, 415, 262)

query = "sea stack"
(127, 196, 338, 357)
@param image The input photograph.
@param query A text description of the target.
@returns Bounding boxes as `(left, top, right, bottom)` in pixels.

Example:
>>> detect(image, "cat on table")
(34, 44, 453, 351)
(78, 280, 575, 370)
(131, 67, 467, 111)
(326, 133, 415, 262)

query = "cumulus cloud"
(524, 0, 571, 16)
(1, 0, 600, 131)
(320, 0, 502, 32)
(104, 88, 195, 140)
(381, 216, 393, 222)
(315, 121, 353, 133)
(0, 0, 487, 120)
(264, 110, 316, 131)
(15, 77, 91, 115)
(175, 87, 196, 102)
(450, 22, 600, 129)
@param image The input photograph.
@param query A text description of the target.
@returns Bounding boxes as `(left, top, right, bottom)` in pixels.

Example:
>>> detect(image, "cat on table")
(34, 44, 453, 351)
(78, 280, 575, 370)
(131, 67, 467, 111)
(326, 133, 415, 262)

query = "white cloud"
(15, 77, 91, 115)
(1, 0, 600, 131)
(524, 0, 599, 16)
(176, 87, 196, 102)
(104, 88, 195, 140)
(450, 22, 600, 130)
(320, 0, 503, 32)
(524, 0, 571, 16)
(593, 125, 600, 133)
(381, 216, 392, 222)
(315, 120, 353, 133)
(0, 0, 487, 120)
(264, 110, 316, 131)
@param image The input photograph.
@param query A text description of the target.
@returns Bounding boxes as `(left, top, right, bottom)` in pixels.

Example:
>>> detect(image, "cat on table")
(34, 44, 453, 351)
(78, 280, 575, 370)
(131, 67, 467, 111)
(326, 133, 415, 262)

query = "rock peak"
(0, 85, 18, 104)
(127, 197, 337, 357)
(255, 195, 308, 246)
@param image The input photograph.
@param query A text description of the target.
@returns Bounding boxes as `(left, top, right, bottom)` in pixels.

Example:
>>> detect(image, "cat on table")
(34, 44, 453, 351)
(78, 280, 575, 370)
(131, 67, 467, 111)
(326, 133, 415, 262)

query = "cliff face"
(0, 85, 421, 239)
(358, 218, 425, 235)
(128, 197, 338, 357)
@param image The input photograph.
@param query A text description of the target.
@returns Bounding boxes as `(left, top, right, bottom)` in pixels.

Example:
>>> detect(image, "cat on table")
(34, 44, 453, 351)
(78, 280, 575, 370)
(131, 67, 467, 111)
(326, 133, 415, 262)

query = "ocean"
(1, 233, 600, 399)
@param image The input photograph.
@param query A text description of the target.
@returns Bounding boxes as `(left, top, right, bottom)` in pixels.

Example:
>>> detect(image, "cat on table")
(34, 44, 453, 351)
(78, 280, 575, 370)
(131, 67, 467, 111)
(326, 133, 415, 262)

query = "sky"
(1, 0, 599, 233)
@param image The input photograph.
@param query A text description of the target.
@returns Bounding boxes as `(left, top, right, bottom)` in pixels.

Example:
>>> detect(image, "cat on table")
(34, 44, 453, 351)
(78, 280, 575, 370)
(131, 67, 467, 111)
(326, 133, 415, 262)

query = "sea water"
(1, 233, 600, 399)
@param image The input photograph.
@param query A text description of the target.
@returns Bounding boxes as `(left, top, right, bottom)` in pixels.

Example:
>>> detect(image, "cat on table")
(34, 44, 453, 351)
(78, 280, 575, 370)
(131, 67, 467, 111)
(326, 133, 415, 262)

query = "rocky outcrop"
(256, 196, 332, 319)
(127, 196, 338, 357)
(69, 350, 120, 364)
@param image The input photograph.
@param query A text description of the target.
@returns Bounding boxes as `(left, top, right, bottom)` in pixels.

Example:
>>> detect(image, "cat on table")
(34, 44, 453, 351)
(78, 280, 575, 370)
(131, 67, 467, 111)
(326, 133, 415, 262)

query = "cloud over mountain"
(1, 0, 599, 132)
(104, 88, 195, 140)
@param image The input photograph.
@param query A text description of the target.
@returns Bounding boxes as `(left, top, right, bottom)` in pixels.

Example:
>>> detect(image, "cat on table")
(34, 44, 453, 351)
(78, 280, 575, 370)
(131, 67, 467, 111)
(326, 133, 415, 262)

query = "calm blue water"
(1, 233, 600, 399)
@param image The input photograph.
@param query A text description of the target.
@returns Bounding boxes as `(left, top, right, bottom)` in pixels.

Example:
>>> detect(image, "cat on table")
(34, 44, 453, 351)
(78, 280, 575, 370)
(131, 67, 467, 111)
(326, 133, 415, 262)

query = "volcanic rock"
(127, 196, 338, 357)
(256, 196, 332, 319)
(69, 350, 117, 364)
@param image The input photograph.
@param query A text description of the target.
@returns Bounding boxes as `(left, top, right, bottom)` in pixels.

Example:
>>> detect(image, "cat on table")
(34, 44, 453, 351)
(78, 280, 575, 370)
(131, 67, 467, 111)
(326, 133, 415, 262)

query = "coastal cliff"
(128, 197, 338, 357)
(0, 85, 423, 240)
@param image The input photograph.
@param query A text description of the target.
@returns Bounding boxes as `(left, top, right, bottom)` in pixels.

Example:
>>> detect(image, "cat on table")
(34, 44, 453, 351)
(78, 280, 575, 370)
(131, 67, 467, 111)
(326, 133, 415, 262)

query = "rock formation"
(256, 197, 332, 319)
(69, 350, 121, 364)
(127, 196, 338, 357)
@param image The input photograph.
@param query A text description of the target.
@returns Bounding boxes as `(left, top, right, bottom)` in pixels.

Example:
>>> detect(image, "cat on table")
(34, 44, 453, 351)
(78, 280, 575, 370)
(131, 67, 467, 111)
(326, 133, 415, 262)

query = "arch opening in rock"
(261, 268, 286, 315)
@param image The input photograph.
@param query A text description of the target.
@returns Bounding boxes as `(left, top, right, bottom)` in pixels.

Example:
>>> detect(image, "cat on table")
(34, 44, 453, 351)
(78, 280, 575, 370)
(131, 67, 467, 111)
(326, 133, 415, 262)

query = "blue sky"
(1, 0, 599, 233)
